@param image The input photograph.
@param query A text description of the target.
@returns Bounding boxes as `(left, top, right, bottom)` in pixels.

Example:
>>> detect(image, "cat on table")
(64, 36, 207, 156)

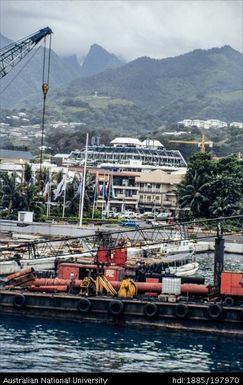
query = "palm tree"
(209, 197, 239, 217)
(178, 170, 209, 217)
(0, 172, 23, 215)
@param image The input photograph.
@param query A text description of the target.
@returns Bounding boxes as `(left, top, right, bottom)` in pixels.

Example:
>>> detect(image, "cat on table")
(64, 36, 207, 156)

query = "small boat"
(168, 262, 199, 277)
(0, 252, 95, 276)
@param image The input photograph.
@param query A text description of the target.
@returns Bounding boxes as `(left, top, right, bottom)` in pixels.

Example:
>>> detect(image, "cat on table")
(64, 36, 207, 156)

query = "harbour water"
(0, 252, 242, 373)
(0, 313, 242, 373)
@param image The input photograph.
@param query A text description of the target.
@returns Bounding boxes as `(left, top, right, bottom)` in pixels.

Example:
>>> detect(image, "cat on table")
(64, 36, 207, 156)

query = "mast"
(79, 133, 89, 227)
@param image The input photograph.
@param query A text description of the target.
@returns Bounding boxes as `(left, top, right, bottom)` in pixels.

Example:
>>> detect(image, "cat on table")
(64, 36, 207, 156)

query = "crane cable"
(39, 33, 52, 185)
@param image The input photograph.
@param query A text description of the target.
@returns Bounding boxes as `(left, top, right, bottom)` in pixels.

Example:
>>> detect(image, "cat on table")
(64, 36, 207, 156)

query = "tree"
(23, 163, 32, 184)
(0, 172, 23, 215)
(209, 196, 238, 217)
(178, 170, 210, 217)
(177, 153, 243, 219)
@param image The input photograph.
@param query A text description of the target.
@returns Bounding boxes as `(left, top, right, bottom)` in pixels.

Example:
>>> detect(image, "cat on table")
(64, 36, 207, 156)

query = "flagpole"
(106, 174, 110, 215)
(79, 133, 89, 227)
(46, 172, 51, 217)
(101, 172, 106, 218)
(62, 174, 67, 218)
(92, 171, 98, 219)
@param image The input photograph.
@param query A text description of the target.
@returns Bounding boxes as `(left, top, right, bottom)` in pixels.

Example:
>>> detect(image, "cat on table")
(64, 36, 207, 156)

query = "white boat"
(168, 262, 199, 277)
(159, 239, 195, 256)
(0, 252, 95, 276)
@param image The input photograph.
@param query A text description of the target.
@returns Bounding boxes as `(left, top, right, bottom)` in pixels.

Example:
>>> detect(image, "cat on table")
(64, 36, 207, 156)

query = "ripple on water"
(0, 313, 243, 372)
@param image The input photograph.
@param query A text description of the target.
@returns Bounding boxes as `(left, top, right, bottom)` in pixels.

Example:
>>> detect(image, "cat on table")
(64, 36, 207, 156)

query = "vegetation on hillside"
(67, 45, 243, 122)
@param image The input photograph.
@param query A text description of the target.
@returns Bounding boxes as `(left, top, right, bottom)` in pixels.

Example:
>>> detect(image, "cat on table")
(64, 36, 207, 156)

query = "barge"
(0, 289, 242, 336)
(0, 229, 242, 336)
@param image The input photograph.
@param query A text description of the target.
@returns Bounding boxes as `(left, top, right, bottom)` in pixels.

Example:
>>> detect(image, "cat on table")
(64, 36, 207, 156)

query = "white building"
(179, 119, 228, 129)
(230, 122, 243, 129)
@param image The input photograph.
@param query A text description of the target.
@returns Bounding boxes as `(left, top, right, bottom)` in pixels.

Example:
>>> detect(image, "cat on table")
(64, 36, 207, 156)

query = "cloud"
(1, 0, 242, 61)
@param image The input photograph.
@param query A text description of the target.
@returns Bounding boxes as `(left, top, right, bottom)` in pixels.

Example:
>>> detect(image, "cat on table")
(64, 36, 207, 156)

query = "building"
(135, 169, 185, 214)
(0, 149, 34, 182)
(230, 122, 243, 129)
(74, 168, 140, 213)
(66, 137, 186, 170)
(179, 119, 228, 129)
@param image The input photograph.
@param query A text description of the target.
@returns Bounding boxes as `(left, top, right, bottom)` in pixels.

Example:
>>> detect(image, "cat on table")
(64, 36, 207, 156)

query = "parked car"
(118, 219, 140, 228)
(156, 212, 170, 220)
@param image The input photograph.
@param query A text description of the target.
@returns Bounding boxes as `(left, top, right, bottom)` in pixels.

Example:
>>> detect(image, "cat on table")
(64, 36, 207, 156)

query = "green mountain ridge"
(67, 45, 243, 122)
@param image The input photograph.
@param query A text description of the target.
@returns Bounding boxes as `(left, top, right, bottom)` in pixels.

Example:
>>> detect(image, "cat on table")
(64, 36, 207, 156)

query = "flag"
(96, 174, 101, 196)
(97, 182, 101, 196)
(109, 176, 115, 199)
(76, 181, 83, 196)
(43, 180, 50, 202)
(53, 177, 65, 200)
(105, 176, 110, 203)
(101, 180, 107, 201)
(62, 174, 69, 192)
(91, 172, 99, 202)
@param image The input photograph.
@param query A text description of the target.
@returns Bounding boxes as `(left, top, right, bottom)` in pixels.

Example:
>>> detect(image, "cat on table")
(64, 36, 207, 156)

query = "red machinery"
(220, 272, 243, 297)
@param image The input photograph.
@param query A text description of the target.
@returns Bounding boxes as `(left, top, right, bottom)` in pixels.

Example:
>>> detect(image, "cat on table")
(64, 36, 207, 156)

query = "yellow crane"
(168, 134, 213, 153)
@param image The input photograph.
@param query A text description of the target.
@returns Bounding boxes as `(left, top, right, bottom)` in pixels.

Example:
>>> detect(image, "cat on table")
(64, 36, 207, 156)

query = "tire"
(144, 303, 158, 317)
(175, 303, 189, 319)
(78, 298, 91, 313)
(207, 303, 223, 320)
(239, 310, 243, 321)
(223, 297, 234, 307)
(108, 300, 124, 316)
(13, 294, 26, 309)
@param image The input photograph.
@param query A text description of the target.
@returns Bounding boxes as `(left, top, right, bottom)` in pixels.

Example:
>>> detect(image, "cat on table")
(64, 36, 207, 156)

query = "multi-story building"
(67, 137, 187, 170)
(135, 169, 185, 214)
(179, 119, 228, 129)
(87, 168, 140, 213)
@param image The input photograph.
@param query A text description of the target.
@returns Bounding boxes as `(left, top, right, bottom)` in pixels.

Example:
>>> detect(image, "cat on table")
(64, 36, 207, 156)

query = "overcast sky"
(1, 0, 242, 61)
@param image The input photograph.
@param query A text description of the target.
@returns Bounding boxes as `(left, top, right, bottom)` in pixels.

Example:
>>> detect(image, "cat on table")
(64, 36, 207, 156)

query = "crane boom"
(0, 27, 52, 79)
(169, 134, 213, 153)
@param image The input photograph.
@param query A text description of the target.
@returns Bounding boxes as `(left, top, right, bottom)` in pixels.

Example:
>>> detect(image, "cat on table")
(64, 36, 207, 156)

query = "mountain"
(0, 33, 82, 108)
(62, 54, 82, 74)
(67, 45, 243, 122)
(80, 44, 124, 77)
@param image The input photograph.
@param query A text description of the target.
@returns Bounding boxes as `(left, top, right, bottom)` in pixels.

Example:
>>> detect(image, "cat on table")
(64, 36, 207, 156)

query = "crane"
(168, 134, 213, 153)
(0, 27, 52, 79)
(0, 27, 53, 186)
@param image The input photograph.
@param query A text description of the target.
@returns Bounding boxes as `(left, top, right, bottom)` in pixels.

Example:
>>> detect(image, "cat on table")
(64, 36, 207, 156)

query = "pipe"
(33, 278, 82, 288)
(7, 267, 34, 281)
(28, 285, 68, 292)
(112, 281, 209, 295)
